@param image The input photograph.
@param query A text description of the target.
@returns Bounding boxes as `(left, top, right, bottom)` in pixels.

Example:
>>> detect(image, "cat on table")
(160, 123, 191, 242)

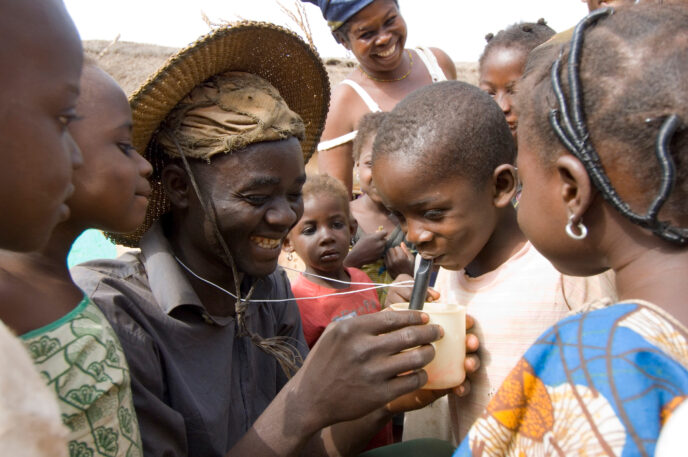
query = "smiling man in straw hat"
(72, 22, 478, 457)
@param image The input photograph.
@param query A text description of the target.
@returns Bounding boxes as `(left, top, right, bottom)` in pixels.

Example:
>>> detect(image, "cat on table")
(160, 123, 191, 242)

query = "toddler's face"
(373, 156, 498, 271)
(288, 194, 353, 276)
(66, 66, 152, 234)
(479, 47, 527, 140)
(356, 139, 383, 203)
(0, 0, 83, 251)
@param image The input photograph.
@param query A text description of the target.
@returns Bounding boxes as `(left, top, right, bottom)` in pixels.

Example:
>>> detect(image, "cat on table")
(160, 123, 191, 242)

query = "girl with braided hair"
(453, 4, 688, 456)
(478, 19, 555, 142)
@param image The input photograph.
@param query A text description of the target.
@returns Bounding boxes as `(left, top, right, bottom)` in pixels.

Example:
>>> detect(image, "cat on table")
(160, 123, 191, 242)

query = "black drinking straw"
(408, 258, 433, 310)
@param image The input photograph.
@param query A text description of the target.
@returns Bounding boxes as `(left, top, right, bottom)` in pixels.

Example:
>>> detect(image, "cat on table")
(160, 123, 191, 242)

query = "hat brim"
(108, 22, 330, 247)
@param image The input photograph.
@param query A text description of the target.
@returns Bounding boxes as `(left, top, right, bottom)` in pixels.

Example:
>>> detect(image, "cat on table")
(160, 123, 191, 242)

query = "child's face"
(0, 0, 83, 251)
(66, 65, 153, 234)
(356, 139, 383, 204)
(373, 156, 499, 271)
(178, 137, 305, 278)
(287, 193, 353, 276)
(515, 120, 598, 276)
(479, 47, 527, 140)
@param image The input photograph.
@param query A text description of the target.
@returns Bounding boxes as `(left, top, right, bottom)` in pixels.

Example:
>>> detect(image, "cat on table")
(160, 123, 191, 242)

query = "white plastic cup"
(391, 302, 466, 390)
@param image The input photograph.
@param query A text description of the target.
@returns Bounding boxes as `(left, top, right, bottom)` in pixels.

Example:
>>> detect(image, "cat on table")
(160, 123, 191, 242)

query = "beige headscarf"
(154, 71, 307, 377)
(156, 71, 306, 160)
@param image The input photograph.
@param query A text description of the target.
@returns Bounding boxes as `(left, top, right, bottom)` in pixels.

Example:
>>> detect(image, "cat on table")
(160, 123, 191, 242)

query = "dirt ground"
(84, 40, 479, 96)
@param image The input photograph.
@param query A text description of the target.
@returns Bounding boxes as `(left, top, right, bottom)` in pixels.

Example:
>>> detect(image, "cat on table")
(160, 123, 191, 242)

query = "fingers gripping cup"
(391, 302, 466, 390)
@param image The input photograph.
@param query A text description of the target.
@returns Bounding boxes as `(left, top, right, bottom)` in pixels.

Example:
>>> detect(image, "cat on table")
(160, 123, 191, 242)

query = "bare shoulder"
(323, 78, 367, 139)
(429, 47, 457, 80)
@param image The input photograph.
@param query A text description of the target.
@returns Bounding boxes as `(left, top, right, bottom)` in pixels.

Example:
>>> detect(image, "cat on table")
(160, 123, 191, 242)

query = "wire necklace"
(359, 49, 413, 82)
(174, 255, 414, 304)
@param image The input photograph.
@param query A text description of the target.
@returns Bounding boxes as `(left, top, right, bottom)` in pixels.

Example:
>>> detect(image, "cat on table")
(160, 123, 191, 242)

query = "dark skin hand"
(344, 230, 387, 268)
(384, 243, 414, 279)
(290, 310, 442, 425)
(385, 273, 440, 306)
(227, 283, 481, 457)
(384, 272, 480, 397)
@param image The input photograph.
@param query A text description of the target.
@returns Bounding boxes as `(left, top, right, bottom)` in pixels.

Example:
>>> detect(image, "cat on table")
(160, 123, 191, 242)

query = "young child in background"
(0, 59, 150, 456)
(456, 5, 688, 455)
(284, 174, 383, 348)
(0, 0, 84, 454)
(373, 80, 616, 444)
(284, 173, 393, 449)
(478, 19, 555, 142)
(347, 112, 415, 304)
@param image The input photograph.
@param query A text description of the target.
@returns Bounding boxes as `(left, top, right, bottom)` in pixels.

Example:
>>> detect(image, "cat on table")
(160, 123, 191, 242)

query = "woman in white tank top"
(304, 0, 456, 194)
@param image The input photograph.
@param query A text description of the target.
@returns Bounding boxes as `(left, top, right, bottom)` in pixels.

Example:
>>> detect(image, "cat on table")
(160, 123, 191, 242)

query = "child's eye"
(118, 143, 137, 156)
(58, 112, 82, 128)
(384, 16, 397, 26)
(301, 225, 315, 235)
(359, 31, 374, 40)
(332, 221, 345, 229)
(423, 209, 444, 221)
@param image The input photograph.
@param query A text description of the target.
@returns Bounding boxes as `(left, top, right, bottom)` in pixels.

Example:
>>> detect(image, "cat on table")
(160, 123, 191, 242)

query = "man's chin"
(238, 259, 280, 279)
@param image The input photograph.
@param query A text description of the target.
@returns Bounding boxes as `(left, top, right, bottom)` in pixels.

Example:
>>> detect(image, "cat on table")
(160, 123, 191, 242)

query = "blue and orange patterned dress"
(454, 300, 688, 457)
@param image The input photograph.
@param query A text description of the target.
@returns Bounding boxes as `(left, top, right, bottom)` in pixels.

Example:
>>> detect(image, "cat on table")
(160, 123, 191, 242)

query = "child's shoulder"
(345, 266, 375, 284)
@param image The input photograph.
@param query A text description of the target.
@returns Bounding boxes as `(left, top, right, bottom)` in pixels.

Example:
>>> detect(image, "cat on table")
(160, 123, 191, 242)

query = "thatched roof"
(84, 39, 478, 96)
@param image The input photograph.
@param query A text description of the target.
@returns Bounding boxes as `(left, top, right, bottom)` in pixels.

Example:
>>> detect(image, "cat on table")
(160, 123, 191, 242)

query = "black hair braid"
(549, 7, 688, 245)
(479, 19, 555, 68)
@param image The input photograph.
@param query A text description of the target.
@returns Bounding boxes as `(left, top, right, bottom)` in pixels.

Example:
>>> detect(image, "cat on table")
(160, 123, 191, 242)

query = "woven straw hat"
(109, 22, 330, 247)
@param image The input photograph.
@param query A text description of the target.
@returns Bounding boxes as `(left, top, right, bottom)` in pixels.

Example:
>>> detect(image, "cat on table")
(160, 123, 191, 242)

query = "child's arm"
(384, 273, 440, 307)
(344, 230, 387, 269)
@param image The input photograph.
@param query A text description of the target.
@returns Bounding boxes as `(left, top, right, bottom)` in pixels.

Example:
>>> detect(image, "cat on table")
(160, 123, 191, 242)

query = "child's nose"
(135, 150, 153, 178)
(497, 92, 512, 114)
(405, 220, 432, 246)
(66, 133, 83, 170)
(317, 226, 336, 243)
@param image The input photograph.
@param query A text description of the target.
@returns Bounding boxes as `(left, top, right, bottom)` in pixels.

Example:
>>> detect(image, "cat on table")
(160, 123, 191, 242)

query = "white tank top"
(317, 46, 447, 152)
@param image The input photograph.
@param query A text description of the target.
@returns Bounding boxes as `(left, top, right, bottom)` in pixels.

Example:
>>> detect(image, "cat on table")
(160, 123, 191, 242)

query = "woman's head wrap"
(302, 0, 376, 31)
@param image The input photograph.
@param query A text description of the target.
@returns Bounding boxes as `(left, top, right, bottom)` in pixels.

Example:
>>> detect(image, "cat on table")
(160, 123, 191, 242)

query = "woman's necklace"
(359, 50, 413, 82)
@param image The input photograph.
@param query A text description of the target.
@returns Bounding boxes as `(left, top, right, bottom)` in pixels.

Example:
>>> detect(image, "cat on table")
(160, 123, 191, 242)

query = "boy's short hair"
(372, 81, 516, 187)
(352, 112, 387, 163)
(303, 174, 351, 215)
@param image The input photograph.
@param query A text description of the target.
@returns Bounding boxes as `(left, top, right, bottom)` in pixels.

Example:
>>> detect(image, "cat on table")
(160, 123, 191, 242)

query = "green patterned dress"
(21, 296, 142, 457)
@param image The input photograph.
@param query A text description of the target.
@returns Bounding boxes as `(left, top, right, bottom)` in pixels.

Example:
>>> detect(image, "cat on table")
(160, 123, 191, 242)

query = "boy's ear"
(162, 163, 191, 209)
(491, 164, 518, 208)
(555, 155, 594, 224)
(348, 213, 358, 240)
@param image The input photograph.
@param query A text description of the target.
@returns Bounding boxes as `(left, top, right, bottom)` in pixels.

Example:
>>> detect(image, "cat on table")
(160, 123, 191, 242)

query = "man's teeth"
(251, 236, 281, 249)
(377, 46, 395, 57)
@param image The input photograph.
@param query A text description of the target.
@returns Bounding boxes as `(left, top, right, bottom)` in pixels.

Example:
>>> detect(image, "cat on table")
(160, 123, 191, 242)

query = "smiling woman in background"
(303, 0, 456, 195)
